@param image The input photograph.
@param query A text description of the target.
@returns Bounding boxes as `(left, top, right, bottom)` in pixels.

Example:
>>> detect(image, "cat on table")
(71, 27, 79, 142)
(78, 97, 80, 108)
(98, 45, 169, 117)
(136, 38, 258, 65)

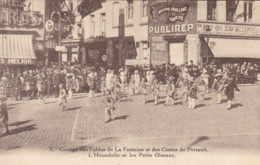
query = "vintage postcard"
(0, 0, 259, 164)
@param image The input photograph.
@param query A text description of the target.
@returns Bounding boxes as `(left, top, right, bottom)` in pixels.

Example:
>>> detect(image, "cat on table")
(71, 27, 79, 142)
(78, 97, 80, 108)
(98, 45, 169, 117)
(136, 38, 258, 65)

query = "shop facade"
(0, 0, 45, 71)
(148, 0, 260, 65)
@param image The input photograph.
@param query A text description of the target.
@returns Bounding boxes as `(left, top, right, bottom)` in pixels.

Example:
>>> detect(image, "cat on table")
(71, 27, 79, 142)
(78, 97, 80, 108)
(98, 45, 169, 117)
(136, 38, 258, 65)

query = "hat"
(188, 76, 195, 82)
(202, 68, 207, 74)
(215, 70, 223, 77)
(169, 76, 175, 82)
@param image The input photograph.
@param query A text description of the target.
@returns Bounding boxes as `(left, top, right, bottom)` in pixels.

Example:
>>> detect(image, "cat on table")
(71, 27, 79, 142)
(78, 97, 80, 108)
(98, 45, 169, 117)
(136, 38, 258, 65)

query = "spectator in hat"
(46, 70, 53, 97)
(14, 72, 22, 101)
(9, 72, 15, 99)
(53, 70, 61, 98)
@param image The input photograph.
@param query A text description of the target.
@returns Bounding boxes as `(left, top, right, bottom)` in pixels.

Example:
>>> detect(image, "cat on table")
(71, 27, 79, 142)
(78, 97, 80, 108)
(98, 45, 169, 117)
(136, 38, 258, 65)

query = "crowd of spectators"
(0, 60, 259, 101)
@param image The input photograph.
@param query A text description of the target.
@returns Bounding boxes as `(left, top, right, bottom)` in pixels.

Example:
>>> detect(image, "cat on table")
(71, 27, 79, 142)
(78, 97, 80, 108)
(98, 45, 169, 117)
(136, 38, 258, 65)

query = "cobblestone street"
(0, 85, 260, 154)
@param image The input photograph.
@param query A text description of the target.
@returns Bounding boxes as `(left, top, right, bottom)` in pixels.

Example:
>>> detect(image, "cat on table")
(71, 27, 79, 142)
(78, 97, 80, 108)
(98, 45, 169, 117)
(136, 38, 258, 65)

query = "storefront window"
(207, 0, 216, 21)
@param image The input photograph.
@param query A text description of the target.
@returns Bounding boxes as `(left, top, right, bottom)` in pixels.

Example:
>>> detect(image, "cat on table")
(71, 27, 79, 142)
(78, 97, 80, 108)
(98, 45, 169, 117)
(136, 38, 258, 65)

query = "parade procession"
(0, 0, 260, 160)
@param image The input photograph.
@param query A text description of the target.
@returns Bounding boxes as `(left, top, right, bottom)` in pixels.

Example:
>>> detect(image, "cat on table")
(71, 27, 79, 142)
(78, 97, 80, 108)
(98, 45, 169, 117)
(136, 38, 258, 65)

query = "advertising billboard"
(148, 0, 197, 65)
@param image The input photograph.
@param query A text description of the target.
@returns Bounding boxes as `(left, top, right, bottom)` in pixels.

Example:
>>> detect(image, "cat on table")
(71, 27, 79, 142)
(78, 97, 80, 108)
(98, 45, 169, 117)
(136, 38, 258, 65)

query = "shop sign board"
(0, 59, 36, 65)
(148, 0, 197, 65)
(197, 22, 260, 37)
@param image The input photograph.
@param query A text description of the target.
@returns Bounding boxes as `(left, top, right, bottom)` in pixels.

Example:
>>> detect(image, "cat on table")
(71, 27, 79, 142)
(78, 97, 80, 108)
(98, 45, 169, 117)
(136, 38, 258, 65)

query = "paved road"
(0, 85, 259, 155)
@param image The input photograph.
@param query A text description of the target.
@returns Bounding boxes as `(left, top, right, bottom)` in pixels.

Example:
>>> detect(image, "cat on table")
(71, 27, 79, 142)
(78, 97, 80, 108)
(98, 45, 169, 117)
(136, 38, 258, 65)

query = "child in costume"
(212, 70, 223, 104)
(105, 91, 116, 123)
(129, 75, 135, 96)
(152, 79, 160, 105)
(0, 97, 9, 134)
(58, 84, 67, 111)
(140, 78, 148, 104)
(187, 77, 197, 109)
(100, 76, 106, 102)
(164, 77, 176, 106)
(219, 72, 240, 110)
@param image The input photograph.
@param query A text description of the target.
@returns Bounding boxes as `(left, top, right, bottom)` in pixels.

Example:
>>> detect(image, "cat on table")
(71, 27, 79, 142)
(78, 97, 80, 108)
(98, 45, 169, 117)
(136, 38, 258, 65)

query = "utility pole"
(58, 12, 62, 66)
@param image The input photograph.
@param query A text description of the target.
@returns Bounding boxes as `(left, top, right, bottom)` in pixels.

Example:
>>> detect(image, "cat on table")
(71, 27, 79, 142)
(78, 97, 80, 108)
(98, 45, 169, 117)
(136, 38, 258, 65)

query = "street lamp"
(205, 25, 211, 64)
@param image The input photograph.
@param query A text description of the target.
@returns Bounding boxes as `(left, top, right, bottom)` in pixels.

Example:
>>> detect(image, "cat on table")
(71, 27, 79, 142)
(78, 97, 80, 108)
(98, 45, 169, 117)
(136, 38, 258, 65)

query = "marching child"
(58, 84, 67, 111)
(164, 77, 176, 106)
(140, 78, 148, 104)
(187, 77, 197, 109)
(100, 76, 106, 102)
(0, 97, 9, 134)
(105, 91, 116, 123)
(212, 70, 223, 104)
(129, 75, 135, 96)
(152, 78, 160, 105)
(219, 72, 240, 110)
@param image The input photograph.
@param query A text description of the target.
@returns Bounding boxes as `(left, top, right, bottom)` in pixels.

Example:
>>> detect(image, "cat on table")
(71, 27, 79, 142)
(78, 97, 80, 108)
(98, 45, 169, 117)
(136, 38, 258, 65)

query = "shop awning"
(209, 38, 260, 58)
(0, 34, 36, 65)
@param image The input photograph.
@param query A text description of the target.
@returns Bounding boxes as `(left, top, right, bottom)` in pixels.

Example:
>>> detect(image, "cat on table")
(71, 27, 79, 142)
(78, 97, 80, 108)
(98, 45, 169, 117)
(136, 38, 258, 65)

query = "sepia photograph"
(0, 0, 260, 164)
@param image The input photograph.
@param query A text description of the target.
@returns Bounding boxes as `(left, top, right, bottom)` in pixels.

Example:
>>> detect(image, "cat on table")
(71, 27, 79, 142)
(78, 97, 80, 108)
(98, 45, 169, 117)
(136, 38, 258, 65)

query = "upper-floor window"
(142, 0, 148, 17)
(100, 13, 106, 36)
(226, 0, 237, 22)
(127, 0, 133, 20)
(244, 0, 253, 22)
(90, 15, 95, 37)
(68, 0, 73, 11)
(113, 2, 119, 27)
(207, 0, 216, 21)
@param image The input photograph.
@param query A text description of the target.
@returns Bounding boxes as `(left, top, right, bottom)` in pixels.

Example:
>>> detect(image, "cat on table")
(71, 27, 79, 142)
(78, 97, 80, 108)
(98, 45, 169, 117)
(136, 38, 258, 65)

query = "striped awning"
(0, 34, 36, 60)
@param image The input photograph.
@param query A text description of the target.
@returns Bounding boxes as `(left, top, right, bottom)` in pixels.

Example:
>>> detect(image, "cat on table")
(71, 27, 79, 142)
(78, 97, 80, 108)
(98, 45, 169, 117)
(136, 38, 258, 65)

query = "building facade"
(0, 0, 45, 69)
(82, 0, 149, 66)
(149, 0, 260, 65)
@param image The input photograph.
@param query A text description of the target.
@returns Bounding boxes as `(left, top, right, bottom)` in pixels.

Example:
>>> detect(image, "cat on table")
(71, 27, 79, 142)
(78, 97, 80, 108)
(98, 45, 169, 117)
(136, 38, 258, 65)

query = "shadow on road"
(195, 104, 206, 108)
(8, 103, 22, 106)
(66, 107, 81, 111)
(188, 136, 210, 147)
(7, 107, 14, 110)
(231, 103, 243, 109)
(0, 124, 36, 138)
(174, 101, 183, 105)
(204, 97, 212, 101)
(44, 101, 58, 105)
(114, 115, 129, 120)
(120, 99, 133, 102)
(9, 120, 33, 127)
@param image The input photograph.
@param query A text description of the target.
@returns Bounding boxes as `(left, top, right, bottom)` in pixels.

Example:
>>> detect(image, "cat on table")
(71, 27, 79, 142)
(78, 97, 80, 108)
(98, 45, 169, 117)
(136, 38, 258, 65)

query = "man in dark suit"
(14, 72, 22, 101)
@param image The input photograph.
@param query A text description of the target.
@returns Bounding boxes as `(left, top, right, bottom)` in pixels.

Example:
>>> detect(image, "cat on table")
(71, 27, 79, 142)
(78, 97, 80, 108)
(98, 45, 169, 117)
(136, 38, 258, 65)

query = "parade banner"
(148, 0, 197, 65)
